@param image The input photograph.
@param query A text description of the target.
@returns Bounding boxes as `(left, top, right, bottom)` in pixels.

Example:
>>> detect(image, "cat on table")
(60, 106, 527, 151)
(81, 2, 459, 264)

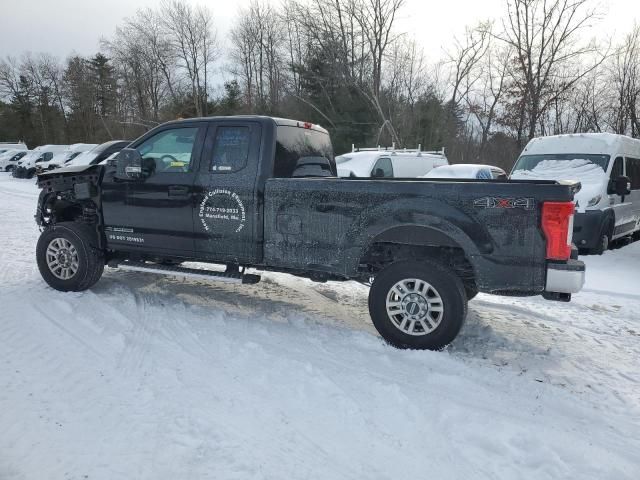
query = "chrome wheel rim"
(385, 278, 444, 336)
(46, 237, 79, 280)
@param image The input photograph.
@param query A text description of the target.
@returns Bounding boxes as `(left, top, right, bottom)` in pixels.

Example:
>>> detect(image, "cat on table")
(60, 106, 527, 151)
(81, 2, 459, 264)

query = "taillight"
(541, 202, 575, 260)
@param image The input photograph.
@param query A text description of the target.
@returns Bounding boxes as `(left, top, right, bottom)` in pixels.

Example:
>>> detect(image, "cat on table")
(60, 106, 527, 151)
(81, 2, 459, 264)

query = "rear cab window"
(274, 124, 334, 178)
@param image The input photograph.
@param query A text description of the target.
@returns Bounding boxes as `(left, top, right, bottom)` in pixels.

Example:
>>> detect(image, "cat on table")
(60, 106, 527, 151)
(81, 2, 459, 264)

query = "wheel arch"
(368, 225, 463, 249)
(357, 225, 477, 293)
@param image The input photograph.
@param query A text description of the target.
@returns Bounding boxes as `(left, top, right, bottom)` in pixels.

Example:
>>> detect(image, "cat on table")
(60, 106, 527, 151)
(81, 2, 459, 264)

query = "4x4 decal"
(473, 197, 535, 210)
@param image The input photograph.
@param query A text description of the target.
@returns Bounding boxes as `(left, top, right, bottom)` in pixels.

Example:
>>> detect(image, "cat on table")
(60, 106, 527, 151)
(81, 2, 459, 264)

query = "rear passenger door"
(608, 157, 631, 236)
(192, 121, 263, 263)
(625, 157, 640, 233)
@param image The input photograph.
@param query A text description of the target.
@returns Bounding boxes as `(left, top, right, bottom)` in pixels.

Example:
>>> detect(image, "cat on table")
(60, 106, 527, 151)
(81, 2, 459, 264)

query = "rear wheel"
(368, 259, 467, 350)
(5, 165, 14, 172)
(36, 222, 104, 292)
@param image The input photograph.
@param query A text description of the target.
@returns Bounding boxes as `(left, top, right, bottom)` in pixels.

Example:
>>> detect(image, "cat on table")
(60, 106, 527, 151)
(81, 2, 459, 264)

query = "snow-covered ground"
(1, 173, 639, 479)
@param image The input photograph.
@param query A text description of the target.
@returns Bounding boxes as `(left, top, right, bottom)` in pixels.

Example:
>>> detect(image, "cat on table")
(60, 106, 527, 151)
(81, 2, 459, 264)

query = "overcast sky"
(0, 0, 637, 65)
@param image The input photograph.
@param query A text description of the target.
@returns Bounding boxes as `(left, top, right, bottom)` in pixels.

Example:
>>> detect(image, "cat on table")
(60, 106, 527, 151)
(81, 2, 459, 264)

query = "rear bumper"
(545, 259, 585, 294)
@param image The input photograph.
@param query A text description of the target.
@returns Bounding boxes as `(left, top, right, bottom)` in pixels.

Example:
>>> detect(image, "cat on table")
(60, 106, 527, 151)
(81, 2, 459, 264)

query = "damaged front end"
(35, 165, 103, 228)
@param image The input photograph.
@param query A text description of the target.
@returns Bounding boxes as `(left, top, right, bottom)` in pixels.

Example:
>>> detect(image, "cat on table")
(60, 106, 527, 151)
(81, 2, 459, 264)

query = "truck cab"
(95, 116, 332, 262)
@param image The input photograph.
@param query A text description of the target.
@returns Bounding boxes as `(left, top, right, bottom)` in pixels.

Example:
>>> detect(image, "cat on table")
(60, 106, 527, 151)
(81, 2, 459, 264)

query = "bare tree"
(498, 0, 603, 145)
(105, 8, 178, 122)
(230, 0, 285, 113)
(465, 39, 511, 159)
(39, 54, 69, 142)
(350, 0, 405, 144)
(609, 24, 640, 136)
(161, 0, 218, 116)
(447, 23, 490, 108)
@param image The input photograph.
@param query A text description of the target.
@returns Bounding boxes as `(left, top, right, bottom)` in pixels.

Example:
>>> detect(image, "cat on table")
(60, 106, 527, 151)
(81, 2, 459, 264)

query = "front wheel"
(590, 220, 613, 255)
(368, 259, 467, 350)
(36, 222, 105, 292)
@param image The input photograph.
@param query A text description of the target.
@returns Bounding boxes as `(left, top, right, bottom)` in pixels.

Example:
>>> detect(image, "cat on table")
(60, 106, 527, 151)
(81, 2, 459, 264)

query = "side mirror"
(611, 175, 631, 196)
(114, 148, 151, 181)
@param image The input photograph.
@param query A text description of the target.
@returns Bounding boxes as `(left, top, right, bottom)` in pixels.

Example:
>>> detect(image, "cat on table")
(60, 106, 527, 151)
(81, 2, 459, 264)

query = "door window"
(610, 156, 623, 179)
(626, 157, 640, 190)
(210, 126, 251, 172)
(37, 152, 53, 163)
(372, 157, 394, 177)
(137, 127, 198, 174)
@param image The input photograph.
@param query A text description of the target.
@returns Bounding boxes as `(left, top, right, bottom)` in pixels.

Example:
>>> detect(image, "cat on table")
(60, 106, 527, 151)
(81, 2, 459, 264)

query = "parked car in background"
(424, 164, 507, 180)
(336, 146, 448, 178)
(0, 150, 28, 172)
(0, 142, 27, 155)
(13, 145, 69, 178)
(67, 140, 131, 167)
(36, 143, 98, 173)
(511, 133, 640, 254)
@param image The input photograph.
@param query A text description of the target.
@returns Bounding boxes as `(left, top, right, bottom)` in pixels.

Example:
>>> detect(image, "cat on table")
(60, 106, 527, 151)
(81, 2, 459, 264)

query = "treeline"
(0, 0, 638, 169)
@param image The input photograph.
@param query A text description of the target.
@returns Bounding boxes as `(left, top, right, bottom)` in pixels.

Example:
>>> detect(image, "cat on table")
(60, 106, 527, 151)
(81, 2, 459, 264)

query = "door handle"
(168, 185, 190, 197)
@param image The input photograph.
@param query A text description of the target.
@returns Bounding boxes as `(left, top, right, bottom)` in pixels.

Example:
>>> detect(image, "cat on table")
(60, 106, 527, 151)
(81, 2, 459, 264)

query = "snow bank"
(511, 159, 607, 210)
(0, 174, 639, 479)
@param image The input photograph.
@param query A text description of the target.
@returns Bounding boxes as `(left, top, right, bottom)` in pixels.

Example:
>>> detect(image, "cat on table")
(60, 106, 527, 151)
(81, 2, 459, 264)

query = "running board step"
(108, 260, 261, 284)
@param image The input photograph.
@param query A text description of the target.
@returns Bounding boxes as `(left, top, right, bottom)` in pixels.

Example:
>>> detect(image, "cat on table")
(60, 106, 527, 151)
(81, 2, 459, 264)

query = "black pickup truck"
(34, 116, 585, 349)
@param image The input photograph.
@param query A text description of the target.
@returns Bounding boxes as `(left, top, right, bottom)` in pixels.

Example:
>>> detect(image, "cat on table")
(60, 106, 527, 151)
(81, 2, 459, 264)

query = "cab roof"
(164, 115, 330, 135)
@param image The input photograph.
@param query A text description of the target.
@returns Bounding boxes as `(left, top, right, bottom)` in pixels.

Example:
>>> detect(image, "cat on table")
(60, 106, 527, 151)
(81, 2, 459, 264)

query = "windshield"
(69, 151, 98, 166)
(513, 153, 610, 173)
(0, 149, 17, 159)
(49, 150, 73, 164)
(19, 151, 41, 163)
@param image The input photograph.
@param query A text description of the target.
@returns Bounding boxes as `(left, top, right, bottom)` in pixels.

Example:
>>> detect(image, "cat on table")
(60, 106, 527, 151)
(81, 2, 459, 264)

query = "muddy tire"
(36, 222, 104, 292)
(368, 259, 467, 350)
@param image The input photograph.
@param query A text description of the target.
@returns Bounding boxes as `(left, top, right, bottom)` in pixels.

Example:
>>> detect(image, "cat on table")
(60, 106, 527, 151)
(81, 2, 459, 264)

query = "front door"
(193, 121, 263, 263)
(102, 123, 206, 254)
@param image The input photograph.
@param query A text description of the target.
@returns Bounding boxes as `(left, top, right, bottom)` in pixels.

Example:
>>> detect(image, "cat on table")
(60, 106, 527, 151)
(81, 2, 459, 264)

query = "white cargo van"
(511, 133, 640, 254)
(14, 145, 69, 178)
(0, 142, 27, 155)
(36, 143, 98, 172)
(336, 146, 448, 178)
(0, 149, 29, 171)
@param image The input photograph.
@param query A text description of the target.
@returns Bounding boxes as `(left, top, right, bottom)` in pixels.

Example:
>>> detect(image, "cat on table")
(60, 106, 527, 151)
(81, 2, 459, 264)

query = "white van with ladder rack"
(336, 145, 448, 178)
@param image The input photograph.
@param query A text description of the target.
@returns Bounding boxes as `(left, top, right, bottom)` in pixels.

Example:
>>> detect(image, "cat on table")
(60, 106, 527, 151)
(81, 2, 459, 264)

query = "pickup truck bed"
(263, 176, 576, 294)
